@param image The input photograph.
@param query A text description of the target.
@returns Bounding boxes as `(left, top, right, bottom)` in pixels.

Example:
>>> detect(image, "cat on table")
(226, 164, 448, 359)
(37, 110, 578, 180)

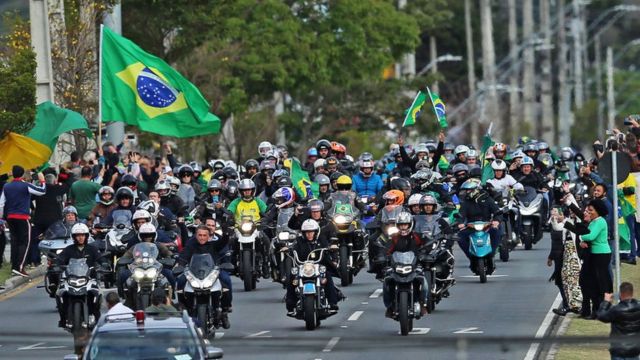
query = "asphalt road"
(0, 235, 559, 360)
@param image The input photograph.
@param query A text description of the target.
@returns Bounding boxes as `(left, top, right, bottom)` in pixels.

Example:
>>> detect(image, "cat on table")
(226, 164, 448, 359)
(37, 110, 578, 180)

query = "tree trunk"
(522, 0, 536, 136)
(480, 0, 498, 142)
(539, 0, 554, 143)
(507, 0, 519, 145)
(557, 0, 572, 147)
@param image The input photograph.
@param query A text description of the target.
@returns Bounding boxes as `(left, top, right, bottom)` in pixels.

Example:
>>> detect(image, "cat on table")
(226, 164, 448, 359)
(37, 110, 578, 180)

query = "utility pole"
(430, 36, 439, 93)
(557, 0, 572, 147)
(607, 46, 615, 130)
(507, 0, 519, 145)
(29, 0, 55, 104)
(464, 0, 477, 145)
(480, 0, 498, 141)
(572, 0, 584, 108)
(540, 0, 554, 143)
(103, 4, 125, 147)
(595, 35, 605, 138)
(522, 0, 536, 135)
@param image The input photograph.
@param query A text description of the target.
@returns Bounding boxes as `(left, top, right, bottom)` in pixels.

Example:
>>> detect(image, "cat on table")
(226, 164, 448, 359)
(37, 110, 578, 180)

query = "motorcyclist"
(493, 143, 508, 160)
(456, 179, 501, 274)
(87, 186, 117, 227)
(176, 224, 232, 329)
(196, 179, 235, 230)
(450, 163, 470, 193)
(124, 209, 170, 248)
(176, 164, 199, 211)
(325, 175, 359, 215)
(485, 160, 524, 192)
(410, 168, 453, 205)
(120, 174, 148, 206)
(314, 174, 332, 203)
(285, 219, 340, 316)
(451, 145, 469, 166)
(103, 187, 137, 226)
(407, 194, 423, 215)
(352, 160, 384, 198)
(256, 141, 274, 163)
(513, 156, 550, 219)
(383, 211, 427, 317)
(243, 159, 260, 180)
(389, 177, 412, 205)
(316, 139, 332, 159)
(227, 179, 267, 224)
(288, 199, 330, 230)
(156, 178, 188, 241)
(466, 149, 479, 166)
(45, 206, 81, 239)
(55, 223, 104, 327)
(254, 161, 276, 198)
(303, 148, 318, 173)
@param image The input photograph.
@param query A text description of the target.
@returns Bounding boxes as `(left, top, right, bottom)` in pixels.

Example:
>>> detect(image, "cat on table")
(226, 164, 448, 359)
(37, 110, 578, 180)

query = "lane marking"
(369, 289, 383, 298)
(18, 342, 67, 351)
(340, 325, 348, 328)
(398, 327, 430, 335)
(361, 301, 369, 305)
(453, 327, 483, 334)
(523, 293, 561, 360)
(323, 337, 340, 352)
(459, 275, 509, 278)
(245, 331, 272, 338)
(348, 311, 363, 321)
(215, 332, 225, 339)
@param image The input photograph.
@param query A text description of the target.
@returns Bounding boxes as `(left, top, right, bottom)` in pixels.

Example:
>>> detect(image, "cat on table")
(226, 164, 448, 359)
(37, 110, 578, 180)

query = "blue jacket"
(0, 179, 46, 219)
(351, 173, 383, 197)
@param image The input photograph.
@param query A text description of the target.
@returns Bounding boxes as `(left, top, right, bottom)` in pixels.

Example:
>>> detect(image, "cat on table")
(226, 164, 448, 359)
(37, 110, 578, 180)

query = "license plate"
(303, 283, 316, 294)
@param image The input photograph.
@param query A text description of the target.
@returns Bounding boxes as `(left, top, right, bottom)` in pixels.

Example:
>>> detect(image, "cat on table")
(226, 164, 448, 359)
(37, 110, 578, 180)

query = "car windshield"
(67, 258, 89, 278)
(86, 328, 199, 360)
(189, 254, 215, 280)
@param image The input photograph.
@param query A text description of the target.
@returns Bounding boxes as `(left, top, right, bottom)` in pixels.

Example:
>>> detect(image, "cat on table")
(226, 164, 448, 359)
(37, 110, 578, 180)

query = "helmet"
(259, 160, 276, 172)
(273, 187, 295, 207)
(382, 189, 405, 206)
(121, 174, 137, 187)
(313, 159, 326, 169)
(258, 141, 273, 157)
(420, 194, 438, 206)
(523, 143, 538, 153)
(390, 177, 411, 191)
(223, 166, 239, 180)
(461, 178, 481, 190)
(451, 163, 469, 175)
(308, 199, 324, 212)
(276, 176, 293, 188)
(178, 164, 194, 178)
(491, 159, 507, 171)
(307, 148, 318, 157)
(244, 159, 259, 170)
(301, 219, 320, 240)
(138, 223, 157, 242)
(329, 171, 344, 185)
(336, 175, 352, 190)
(444, 142, 455, 152)
(63, 206, 78, 221)
(518, 136, 531, 145)
(415, 143, 429, 155)
(538, 153, 553, 168)
(466, 149, 478, 159)
(511, 150, 525, 159)
(189, 162, 202, 173)
(71, 223, 90, 243)
(331, 141, 346, 154)
(138, 200, 158, 217)
(554, 159, 570, 172)
(155, 180, 171, 197)
(211, 160, 225, 171)
(493, 143, 507, 153)
(115, 187, 134, 202)
(132, 209, 152, 223)
(359, 152, 374, 161)
(168, 176, 181, 191)
(360, 160, 374, 169)
(315, 174, 330, 186)
(537, 142, 549, 152)
(560, 147, 574, 162)
(225, 180, 239, 200)
(238, 179, 256, 200)
(207, 179, 222, 191)
(469, 165, 482, 179)
(325, 157, 339, 170)
(316, 139, 331, 151)
(454, 145, 470, 156)
(415, 159, 430, 170)
(520, 156, 534, 166)
(396, 212, 414, 236)
(98, 186, 115, 205)
(408, 193, 422, 206)
(273, 168, 289, 179)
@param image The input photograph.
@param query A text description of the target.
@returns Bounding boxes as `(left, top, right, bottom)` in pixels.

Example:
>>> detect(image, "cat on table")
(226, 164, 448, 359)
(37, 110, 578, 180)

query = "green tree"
(0, 16, 36, 136)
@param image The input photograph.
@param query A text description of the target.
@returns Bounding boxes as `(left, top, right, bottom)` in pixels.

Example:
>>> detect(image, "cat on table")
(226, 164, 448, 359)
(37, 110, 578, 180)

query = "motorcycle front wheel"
(398, 291, 410, 336)
(339, 245, 352, 286)
(303, 295, 316, 330)
(478, 259, 487, 283)
(242, 250, 255, 292)
(196, 304, 210, 338)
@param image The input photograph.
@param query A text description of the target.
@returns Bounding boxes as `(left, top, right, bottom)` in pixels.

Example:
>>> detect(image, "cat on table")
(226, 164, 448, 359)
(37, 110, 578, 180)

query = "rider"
(196, 179, 235, 230)
(87, 186, 117, 227)
(103, 187, 137, 226)
(55, 223, 104, 327)
(314, 174, 333, 203)
(486, 160, 524, 192)
(288, 199, 329, 230)
(352, 160, 384, 198)
(285, 219, 340, 316)
(407, 194, 423, 215)
(45, 206, 81, 239)
(451, 145, 469, 166)
(176, 164, 199, 211)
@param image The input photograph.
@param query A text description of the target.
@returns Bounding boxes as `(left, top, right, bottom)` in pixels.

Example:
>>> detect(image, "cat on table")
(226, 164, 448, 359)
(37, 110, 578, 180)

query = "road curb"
(539, 312, 573, 360)
(0, 266, 46, 295)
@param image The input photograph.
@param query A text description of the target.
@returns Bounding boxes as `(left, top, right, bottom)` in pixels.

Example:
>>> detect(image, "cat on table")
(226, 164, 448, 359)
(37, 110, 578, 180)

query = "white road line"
(18, 343, 67, 351)
(348, 311, 363, 321)
(245, 330, 272, 338)
(340, 325, 348, 328)
(398, 327, 430, 335)
(523, 293, 561, 360)
(459, 275, 509, 278)
(453, 327, 483, 334)
(323, 337, 340, 352)
(215, 332, 225, 339)
(361, 301, 369, 305)
(369, 289, 383, 298)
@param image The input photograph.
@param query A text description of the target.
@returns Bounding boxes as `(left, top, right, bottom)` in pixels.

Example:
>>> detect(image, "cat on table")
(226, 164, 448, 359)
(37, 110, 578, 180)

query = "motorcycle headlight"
(56, 249, 63, 254)
(69, 277, 87, 287)
(144, 267, 158, 280)
(278, 232, 290, 241)
(386, 226, 399, 236)
(473, 224, 485, 231)
(133, 268, 145, 281)
(395, 265, 413, 274)
(334, 215, 348, 225)
(202, 270, 220, 288)
(302, 263, 316, 277)
(290, 267, 299, 275)
(241, 222, 253, 233)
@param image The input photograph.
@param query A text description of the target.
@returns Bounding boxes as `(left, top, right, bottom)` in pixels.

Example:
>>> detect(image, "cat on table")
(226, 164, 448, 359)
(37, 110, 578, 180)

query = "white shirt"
(106, 302, 134, 319)
(486, 175, 524, 191)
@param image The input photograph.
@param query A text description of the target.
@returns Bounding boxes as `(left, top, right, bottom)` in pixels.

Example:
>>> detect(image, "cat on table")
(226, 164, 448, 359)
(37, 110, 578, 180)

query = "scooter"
(466, 221, 494, 283)
(514, 186, 545, 250)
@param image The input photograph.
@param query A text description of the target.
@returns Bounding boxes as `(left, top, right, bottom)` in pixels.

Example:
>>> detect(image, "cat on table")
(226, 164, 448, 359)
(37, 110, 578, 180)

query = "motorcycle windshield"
(516, 186, 538, 203)
(110, 210, 133, 227)
(380, 206, 403, 225)
(131, 243, 159, 269)
(392, 251, 415, 266)
(67, 258, 89, 277)
(189, 254, 215, 280)
(276, 207, 294, 233)
(414, 215, 441, 238)
(45, 222, 71, 239)
(327, 193, 357, 217)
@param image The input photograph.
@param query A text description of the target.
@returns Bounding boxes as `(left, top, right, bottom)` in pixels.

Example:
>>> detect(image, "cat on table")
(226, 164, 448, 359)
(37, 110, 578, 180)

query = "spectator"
(104, 291, 134, 320)
(597, 282, 640, 360)
(0, 166, 46, 277)
(69, 166, 102, 220)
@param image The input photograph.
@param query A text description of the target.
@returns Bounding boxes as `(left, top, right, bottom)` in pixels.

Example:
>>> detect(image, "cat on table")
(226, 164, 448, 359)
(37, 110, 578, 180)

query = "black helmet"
(244, 159, 259, 170)
(316, 139, 331, 151)
(225, 180, 239, 200)
(121, 174, 137, 187)
(178, 164, 194, 178)
(115, 187, 134, 201)
(213, 170, 227, 181)
(329, 171, 344, 183)
(207, 179, 222, 191)
(390, 177, 411, 191)
(223, 166, 239, 180)
(276, 176, 293, 188)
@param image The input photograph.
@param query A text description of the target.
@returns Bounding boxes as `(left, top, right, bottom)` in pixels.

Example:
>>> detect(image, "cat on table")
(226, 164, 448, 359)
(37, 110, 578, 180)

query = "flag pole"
(97, 24, 104, 151)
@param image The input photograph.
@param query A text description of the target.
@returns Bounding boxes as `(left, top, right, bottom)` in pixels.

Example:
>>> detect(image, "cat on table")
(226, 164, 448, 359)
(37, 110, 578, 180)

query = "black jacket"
(56, 243, 104, 268)
(178, 235, 230, 266)
(597, 299, 640, 357)
(292, 236, 334, 270)
(161, 194, 187, 218)
(32, 182, 72, 227)
(459, 193, 501, 223)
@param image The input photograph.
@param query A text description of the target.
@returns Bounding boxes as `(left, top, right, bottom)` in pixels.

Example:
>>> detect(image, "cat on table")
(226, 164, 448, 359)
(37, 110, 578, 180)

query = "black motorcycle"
(119, 243, 173, 310)
(56, 258, 101, 332)
(384, 251, 426, 336)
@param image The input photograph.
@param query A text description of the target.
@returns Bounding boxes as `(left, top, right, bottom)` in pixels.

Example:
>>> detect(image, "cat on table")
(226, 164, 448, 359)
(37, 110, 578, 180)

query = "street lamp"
(416, 54, 463, 76)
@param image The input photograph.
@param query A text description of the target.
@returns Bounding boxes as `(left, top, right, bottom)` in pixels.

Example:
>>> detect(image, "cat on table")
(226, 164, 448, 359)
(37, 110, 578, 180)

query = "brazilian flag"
(100, 26, 220, 137)
(283, 158, 319, 200)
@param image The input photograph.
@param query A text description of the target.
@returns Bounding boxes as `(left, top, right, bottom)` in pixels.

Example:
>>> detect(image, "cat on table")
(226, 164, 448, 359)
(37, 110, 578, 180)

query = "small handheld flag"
(402, 91, 427, 127)
(426, 87, 448, 129)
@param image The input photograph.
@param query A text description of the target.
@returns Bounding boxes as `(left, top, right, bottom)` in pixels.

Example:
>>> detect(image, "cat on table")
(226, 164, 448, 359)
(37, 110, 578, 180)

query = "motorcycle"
(384, 251, 426, 336)
(234, 216, 268, 291)
(357, 195, 377, 227)
(327, 197, 366, 286)
(465, 221, 494, 283)
(514, 186, 545, 250)
(56, 258, 101, 333)
(493, 188, 519, 261)
(119, 243, 173, 310)
(290, 248, 337, 330)
(271, 208, 297, 286)
(180, 253, 232, 338)
(368, 205, 404, 274)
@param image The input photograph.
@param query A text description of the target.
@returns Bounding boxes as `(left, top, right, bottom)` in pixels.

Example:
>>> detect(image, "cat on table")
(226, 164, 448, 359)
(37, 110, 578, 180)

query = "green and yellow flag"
(402, 91, 427, 127)
(100, 26, 220, 137)
(283, 158, 319, 200)
(426, 87, 448, 129)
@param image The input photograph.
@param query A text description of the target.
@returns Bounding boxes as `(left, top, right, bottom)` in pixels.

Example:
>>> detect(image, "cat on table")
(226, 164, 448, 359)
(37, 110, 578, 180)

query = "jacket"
(0, 179, 46, 219)
(56, 243, 104, 268)
(178, 235, 230, 266)
(351, 173, 384, 197)
(32, 182, 71, 226)
(597, 299, 640, 357)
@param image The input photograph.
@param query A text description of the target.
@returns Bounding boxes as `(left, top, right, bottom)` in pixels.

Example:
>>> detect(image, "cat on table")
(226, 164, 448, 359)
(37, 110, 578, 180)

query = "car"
(63, 310, 223, 360)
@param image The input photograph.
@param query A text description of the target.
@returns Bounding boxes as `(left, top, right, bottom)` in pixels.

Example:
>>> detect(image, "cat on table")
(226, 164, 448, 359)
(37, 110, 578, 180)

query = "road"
(0, 235, 559, 360)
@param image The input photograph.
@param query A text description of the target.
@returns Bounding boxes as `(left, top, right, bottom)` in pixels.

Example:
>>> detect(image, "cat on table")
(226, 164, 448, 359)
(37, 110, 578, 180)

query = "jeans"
(30, 223, 50, 265)
(457, 227, 501, 260)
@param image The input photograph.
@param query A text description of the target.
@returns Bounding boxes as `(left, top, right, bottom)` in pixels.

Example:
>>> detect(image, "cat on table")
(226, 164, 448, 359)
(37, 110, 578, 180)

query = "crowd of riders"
(2, 117, 640, 333)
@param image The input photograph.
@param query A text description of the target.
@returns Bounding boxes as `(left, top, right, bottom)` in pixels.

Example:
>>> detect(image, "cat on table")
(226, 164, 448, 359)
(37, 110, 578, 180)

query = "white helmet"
(415, 143, 429, 154)
(314, 158, 326, 169)
(138, 200, 158, 217)
(454, 145, 470, 156)
(138, 223, 157, 242)
(491, 159, 507, 171)
(466, 149, 478, 159)
(71, 223, 90, 243)
(132, 209, 152, 222)
(396, 212, 414, 236)
(258, 141, 273, 157)
(301, 219, 320, 232)
(408, 193, 423, 206)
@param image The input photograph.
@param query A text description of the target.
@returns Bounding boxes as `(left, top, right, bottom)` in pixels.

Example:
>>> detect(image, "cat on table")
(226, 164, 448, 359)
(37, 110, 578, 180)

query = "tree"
(0, 15, 36, 136)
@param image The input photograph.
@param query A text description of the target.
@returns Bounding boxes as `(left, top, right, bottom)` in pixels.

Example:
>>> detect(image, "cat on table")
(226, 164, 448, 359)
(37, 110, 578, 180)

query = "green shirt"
(581, 217, 611, 254)
(145, 303, 177, 313)
(69, 179, 102, 219)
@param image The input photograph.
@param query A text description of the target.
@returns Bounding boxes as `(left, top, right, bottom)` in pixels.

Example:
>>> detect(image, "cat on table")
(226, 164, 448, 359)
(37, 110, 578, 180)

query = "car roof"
(95, 311, 193, 332)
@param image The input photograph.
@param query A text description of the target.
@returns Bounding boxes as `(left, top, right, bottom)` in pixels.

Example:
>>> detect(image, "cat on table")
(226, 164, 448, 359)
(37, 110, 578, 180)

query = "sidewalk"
(1, 242, 47, 294)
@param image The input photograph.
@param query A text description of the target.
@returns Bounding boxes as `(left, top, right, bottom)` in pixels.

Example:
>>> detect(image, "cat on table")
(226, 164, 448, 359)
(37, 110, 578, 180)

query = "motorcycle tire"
(196, 304, 209, 338)
(399, 291, 410, 336)
(339, 246, 351, 287)
(427, 297, 436, 314)
(523, 235, 533, 250)
(71, 302, 83, 333)
(499, 246, 510, 262)
(242, 250, 254, 292)
(478, 259, 487, 283)
(261, 255, 270, 280)
(304, 295, 316, 331)
(140, 293, 150, 310)
(283, 257, 293, 286)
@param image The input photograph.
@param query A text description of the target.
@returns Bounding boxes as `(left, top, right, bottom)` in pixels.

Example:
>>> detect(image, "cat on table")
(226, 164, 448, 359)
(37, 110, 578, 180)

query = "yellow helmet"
(336, 175, 352, 186)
